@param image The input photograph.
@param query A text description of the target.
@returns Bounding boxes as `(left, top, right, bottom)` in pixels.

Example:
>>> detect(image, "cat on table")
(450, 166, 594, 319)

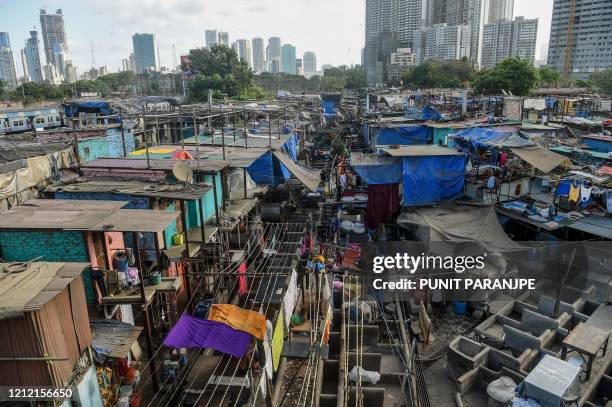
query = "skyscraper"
(218, 32, 229, 47)
(39, 9, 68, 69)
(487, 0, 514, 23)
(266, 37, 281, 73)
(391, 0, 427, 46)
(0, 33, 10, 49)
(548, 0, 612, 78)
(510, 17, 537, 62)
(24, 31, 43, 83)
(365, 0, 393, 43)
(0, 46, 18, 88)
(132, 33, 157, 73)
(205, 30, 218, 48)
(303, 52, 317, 78)
(20, 49, 29, 79)
(252, 38, 266, 73)
(481, 19, 513, 68)
(234, 39, 253, 69)
(416, 23, 471, 61)
(481, 17, 537, 69)
(281, 44, 297, 75)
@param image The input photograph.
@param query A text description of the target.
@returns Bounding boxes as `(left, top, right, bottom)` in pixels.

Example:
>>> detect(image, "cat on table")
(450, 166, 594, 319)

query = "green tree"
(591, 69, 612, 96)
(187, 45, 253, 100)
(0, 80, 5, 99)
(10, 82, 64, 103)
(401, 59, 474, 88)
(537, 67, 560, 87)
(236, 85, 269, 101)
(323, 66, 366, 90)
(473, 58, 538, 96)
(321, 76, 346, 92)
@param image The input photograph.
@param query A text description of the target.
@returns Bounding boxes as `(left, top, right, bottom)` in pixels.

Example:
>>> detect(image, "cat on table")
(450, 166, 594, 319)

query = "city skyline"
(3, 0, 553, 78)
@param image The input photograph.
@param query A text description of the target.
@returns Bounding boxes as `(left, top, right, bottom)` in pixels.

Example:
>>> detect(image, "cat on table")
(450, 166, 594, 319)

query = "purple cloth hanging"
(163, 315, 252, 358)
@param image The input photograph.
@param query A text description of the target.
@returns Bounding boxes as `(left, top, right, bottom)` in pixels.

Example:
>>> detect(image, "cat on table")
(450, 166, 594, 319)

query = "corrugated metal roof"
(0, 200, 179, 232)
(91, 320, 144, 359)
(47, 177, 212, 201)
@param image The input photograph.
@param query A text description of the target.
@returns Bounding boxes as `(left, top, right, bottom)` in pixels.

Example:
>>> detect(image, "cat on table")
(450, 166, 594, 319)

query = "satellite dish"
(173, 162, 193, 184)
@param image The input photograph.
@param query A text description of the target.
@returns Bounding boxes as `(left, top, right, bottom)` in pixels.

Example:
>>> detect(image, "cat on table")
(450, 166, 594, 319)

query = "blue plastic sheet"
(582, 138, 612, 153)
(452, 127, 532, 150)
(247, 152, 285, 186)
(322, 100, 336, 115)
(402, 155, 466, 206)
(64, 101, 119, 122)
(282, 133, 299, 161)
(351, 159, 402, 184)
(373, 125, 431, 145)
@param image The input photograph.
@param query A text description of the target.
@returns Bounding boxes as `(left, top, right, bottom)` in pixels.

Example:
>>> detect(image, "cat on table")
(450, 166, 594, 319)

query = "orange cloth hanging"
(208, 304, 266, 340)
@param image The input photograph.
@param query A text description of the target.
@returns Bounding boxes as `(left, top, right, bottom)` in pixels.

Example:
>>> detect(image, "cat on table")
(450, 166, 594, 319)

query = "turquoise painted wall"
(0, 230, 95, 302)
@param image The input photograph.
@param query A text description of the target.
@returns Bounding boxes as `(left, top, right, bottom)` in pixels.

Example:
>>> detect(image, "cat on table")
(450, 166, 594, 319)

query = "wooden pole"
(132, 231, 158, 391)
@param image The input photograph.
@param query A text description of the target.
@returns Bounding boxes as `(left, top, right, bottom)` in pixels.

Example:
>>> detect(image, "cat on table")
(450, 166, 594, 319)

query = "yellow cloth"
(271, 311, 284, 371)
(569, 183, 579, 202)
(208, 304, 266, 340)
(129, 147, 176, 156)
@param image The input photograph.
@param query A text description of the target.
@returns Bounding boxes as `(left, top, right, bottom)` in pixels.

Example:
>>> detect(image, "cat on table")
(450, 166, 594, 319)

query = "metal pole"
(243, 102, 248, 148)
(243, 168, 248, 199)
(179, 106, 184, 149)
(132, 231, 158, 392)
(212, 173, 220, 224)
(120, 122, 127, 157)
(193, 108, 199, 170)
(198, 196, 207, 247)
(180, 200, 194, 312)
(221, 114, 226, 160)
(71, 118, 80, 165)
(268, 113, 272, 147)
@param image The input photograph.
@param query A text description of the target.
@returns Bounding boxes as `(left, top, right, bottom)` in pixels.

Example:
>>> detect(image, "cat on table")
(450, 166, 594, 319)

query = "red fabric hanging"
(366, 183, 400, 229)
(238, 263, 248, 296)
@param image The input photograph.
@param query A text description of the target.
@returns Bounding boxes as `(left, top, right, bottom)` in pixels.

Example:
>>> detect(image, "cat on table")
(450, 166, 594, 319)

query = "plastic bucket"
(454, 301, 467, 316)
(150, 273, 161, 285)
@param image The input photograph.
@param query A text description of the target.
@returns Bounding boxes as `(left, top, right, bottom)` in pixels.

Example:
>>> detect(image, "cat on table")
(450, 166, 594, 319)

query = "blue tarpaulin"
(64, 101, 120, 122)
(372, 125, 431, 145)
(247, 152, 285, 186)
(404, 105, 445, 121)
(582, 137, 612, 153)
(402, 155, 465, 206)
(351, 158, 402, 184)
(452, 127, 533, 150)
(282, 133, 299, 161)
(351, 153, 466, 206)
(322, 100, 336, 115)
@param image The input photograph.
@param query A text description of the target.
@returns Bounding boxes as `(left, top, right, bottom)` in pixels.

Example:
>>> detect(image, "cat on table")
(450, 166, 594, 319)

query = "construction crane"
(563, 0, 578, 77)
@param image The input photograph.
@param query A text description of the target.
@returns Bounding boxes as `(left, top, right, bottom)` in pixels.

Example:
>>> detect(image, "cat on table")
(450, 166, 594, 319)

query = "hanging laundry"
(238, 263, 248, 296)
(499, 151, 507, 167)
(271, 311, 284, 371)
(580, 183, 593, 207)
(208, 304, 267, 340)
(263, 321, 273, 380)
(568, 182, 580, 202)
(163, 315, 251, 358)
(283, 271, 298, 329)
(555, 180, 571, 197)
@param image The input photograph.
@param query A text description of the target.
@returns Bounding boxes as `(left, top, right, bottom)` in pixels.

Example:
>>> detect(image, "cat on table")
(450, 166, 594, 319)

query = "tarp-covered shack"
(351, 145, 466, 207)
(368, 124, 432, 146)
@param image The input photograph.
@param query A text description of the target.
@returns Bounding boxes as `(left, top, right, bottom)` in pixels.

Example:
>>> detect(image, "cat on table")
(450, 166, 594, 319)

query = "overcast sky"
(4, 0, 553, 75)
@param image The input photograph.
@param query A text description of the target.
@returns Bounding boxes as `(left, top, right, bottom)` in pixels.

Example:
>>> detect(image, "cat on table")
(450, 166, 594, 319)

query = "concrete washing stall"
(447, 288, 607, 406)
